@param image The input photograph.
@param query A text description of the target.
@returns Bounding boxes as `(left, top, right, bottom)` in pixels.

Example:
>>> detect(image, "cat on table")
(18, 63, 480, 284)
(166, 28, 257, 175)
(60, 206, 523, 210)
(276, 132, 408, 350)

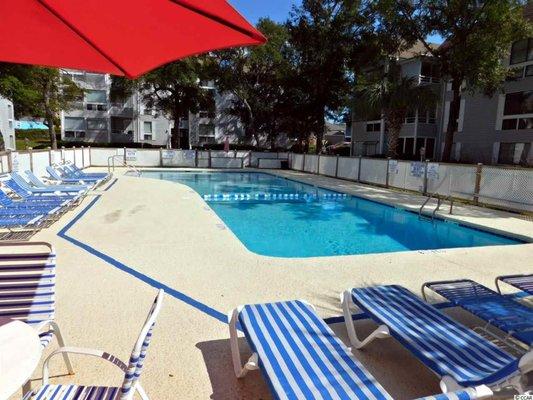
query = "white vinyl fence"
(0, 146, 530, 212)
(289, 154, 533, 213)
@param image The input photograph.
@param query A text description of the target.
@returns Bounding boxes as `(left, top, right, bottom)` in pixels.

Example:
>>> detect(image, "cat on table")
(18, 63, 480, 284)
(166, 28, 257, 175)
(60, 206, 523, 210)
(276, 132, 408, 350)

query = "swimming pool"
(143, 171, 522, 257)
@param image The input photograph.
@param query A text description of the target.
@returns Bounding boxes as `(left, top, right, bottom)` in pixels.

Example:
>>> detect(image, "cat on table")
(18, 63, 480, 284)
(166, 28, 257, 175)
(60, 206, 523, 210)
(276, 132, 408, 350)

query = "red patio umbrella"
(0, 0, 266, 78)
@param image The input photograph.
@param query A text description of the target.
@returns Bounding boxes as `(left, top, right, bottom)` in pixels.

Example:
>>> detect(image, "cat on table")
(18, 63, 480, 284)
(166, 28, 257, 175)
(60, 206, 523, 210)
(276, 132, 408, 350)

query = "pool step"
(202, 192, 349, 202)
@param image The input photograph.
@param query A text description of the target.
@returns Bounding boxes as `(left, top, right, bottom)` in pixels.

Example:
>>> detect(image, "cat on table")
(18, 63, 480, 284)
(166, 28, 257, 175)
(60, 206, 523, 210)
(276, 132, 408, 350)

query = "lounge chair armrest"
(416, 385, 492, 399)
(42, 346, 128, 384)
(519, 349, 533, 374)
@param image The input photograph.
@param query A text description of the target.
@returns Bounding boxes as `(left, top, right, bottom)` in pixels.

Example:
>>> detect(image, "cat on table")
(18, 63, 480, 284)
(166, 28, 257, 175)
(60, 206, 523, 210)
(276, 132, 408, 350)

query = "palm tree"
(354, 64, 438, 158)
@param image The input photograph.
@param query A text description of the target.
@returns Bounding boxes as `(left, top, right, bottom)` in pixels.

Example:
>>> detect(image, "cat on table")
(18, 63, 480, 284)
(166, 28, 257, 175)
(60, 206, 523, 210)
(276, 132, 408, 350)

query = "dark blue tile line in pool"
(57, 195, 229, 326)
(104, 178, 118, 191)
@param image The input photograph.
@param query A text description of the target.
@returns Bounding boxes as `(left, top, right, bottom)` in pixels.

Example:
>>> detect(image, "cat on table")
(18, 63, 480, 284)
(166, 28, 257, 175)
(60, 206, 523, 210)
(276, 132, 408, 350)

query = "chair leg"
(49, 321, 75, 374)
(228, 308, 258, 378)
(341, 290, 390, 350)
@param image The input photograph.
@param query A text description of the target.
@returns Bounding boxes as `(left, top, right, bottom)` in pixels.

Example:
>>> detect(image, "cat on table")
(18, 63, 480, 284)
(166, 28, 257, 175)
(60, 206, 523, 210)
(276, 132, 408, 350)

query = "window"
(362, 141, 377, 156)
(425, 138, 435, 159)
(497, 143, 532, 165)
(504, 91, 533, 115)
(143, 135, 153, 141)
(198, 123, 215, 137)
(502, 118, 518, 130)
(404, 138, 414, 157)
(143, 121, 152, 133)
(87, 118, 107, 131)
(526, 65, 533, 77)
(8, 120, 13, 129)
(365, 122, 381, 132)
(85, 90, 106, 104)
(405, 109, 416, 124)
(198, 111, 210, 118)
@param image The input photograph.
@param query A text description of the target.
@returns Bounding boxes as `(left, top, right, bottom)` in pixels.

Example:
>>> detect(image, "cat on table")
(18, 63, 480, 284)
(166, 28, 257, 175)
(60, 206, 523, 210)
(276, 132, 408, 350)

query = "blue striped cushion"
(239, 300, 393, 400)
(418, 391, 475, 400)
(32, 384, 120, 399)
(427, 280, 533, 345)
(501, 274, 533, 295)
(351, 285, 518, 386)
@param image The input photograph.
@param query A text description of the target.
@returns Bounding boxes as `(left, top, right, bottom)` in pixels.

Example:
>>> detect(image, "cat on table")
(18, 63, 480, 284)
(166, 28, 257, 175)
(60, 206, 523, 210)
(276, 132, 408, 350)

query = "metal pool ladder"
(419, 193, 454, 222)
(107, 155, 141, 176)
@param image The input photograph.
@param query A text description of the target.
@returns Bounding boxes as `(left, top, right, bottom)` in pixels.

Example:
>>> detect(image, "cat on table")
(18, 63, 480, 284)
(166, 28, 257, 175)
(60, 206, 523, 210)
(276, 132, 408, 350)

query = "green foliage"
(115, 56, 216, 149)
(374, 0, 532, 161)
(0, 64, 82, 149)
(355, 62, 438, 158)
(214, 18, 290, 148)
(285, 0, 375, 153)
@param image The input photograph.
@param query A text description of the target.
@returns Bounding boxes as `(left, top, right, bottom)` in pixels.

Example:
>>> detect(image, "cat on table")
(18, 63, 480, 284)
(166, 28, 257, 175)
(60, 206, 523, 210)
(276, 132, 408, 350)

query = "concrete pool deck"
(17, 167, 533, 400)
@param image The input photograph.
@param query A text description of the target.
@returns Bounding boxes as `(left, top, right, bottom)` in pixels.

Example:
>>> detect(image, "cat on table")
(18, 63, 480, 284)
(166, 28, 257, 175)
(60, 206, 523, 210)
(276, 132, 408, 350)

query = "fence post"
(208, 150, 212, 168)
(7, 150, 12, 172)
(195, 149, 199, 168)
(357, 156, 362, 182)
(385, 157, 391, 188)
(72, 146, 76, 166)
(28, 147, 34, 172)
(48, 147, 52, 165)
(302, 153, 306, 172)
(88, 146, 92, 167)
(81, 146, 85, 167)
(473, 163, 483, 205)
(316, 154, 321, 175)
(423, 159, 429, 195)
(159, 148, 163, 167)
(61, 146, 65, 163)
(335, 154, 339, 178)
(123, 147, 127, 164)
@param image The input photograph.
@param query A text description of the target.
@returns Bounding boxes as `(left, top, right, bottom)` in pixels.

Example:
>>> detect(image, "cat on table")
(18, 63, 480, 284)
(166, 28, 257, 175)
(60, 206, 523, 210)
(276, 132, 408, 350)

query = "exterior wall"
(0, 96, 16, 150)
(61, 71, 242, 148)
(351, 58, 442, 159)
(445, 73, 533, 166)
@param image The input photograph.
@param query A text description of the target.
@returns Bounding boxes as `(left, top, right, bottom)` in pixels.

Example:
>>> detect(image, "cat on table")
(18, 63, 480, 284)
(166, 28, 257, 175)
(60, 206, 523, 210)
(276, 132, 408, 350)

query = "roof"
(397, 41, 439, 60)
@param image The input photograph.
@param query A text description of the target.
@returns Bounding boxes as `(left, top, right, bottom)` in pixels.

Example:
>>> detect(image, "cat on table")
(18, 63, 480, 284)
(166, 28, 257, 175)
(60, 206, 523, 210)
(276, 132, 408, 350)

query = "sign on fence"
(427, 163, 439, 180)
(183, 150, 196, 160)
(410, 161, 425, 177)
(125, 149, 137, 161)
(388, 160, 399, 174)
(162, 150, 175, 159)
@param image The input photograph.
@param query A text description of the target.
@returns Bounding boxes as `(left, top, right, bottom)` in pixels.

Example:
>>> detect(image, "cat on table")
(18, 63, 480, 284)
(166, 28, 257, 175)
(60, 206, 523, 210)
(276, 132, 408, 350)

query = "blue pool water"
(143, 171, 522, 258)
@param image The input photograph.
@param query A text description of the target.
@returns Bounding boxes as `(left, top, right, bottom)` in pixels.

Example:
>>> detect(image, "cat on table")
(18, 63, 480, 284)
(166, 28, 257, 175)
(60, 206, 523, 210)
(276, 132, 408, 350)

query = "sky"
(228, 0, 443, 44)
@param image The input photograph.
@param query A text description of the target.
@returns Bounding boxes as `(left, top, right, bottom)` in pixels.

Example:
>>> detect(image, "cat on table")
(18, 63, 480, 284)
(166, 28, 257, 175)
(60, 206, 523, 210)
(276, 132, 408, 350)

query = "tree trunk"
(242, 98, 259, 146)
(386, 112, 403, 159)
(46, 112, 57, 150)
(442, 78, 461, 162)
(315, 112, 325, 155)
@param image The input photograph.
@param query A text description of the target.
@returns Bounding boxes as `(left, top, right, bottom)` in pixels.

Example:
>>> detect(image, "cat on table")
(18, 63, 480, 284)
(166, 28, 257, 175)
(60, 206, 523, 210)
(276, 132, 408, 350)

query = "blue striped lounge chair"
(56, 165, 107, 183)
(0, 242, 73, 375)
(2, 178, 81, 208)
(0, 187, 71, 212)
(24, 289, 164, 400)
(341, 285, 532, 395)
(46, 166, 103, 185)
(229, 300, 493, 400)
(421, 279, 533, 346)
(24, 170, 92, 192)
(11, 172, 86, 196)
(63, 163, 109, 180)
(496, 274, 533, 295)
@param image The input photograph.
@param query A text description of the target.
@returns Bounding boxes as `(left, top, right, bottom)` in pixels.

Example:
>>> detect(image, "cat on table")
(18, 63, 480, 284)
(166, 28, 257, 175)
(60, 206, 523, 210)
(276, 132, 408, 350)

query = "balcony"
(109, 102, 135, 117)
(418, 75, 441, 85)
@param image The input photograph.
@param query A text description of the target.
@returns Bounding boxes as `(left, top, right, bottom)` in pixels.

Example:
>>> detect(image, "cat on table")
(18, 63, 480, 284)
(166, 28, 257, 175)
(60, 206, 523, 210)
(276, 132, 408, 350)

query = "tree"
(213, 18, 290, 148)
(127, 57, 215, 149)
(0, 64, 82, 149)
(354, 63, 438, 158)
(376, 0, 532, 161)
(286, 0, 375, 154)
